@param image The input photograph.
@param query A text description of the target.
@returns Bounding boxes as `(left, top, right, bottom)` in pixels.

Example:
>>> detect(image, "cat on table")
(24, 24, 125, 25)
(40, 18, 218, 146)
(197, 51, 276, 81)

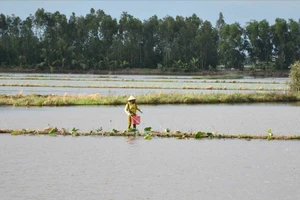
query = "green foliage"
(142, 127, 152, 137)
(112, 129, 118, 134)
(128, 128, 138, 136)
(206, 132, 213, 137)
(267, 129, 273, 140)
(48, 128, 56, 135)
(1, 9, 299, 72)
(71, 127, 79, 136)
(268, 129, 272, 134)
(128, 128, 138, 132)
(96, 127, 103, 133)
(289, 61, 300, 92)
(144, 127, 152, 132)
(11, 131, 18, 135)
(144, 133, 152, 140)
(195, 131, 205, 139)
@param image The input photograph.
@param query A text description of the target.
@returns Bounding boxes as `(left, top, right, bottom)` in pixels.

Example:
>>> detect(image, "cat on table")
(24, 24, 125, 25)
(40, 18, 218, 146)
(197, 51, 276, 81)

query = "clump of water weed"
(71, 127, 80, 136)
(48, 128, 57, 136)
(128, 128, 138, 136)
(143, 127, 152, 140)
(267, 129, 273, 140)
(194, 131, 205, 139)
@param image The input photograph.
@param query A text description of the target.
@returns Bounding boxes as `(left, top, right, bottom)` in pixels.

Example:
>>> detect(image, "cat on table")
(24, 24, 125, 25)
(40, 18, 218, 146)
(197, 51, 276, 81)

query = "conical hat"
(128, 95, 136, 101)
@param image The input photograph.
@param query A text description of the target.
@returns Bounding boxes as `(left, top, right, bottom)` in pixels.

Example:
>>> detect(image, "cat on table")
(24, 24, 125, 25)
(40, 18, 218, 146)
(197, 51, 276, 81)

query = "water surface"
(0, 135, 299, 200)
(1, 104, 299, 135)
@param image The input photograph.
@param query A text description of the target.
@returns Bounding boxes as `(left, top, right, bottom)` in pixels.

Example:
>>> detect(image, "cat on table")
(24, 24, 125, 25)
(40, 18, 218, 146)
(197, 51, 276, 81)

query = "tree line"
(0, 8, 299, 72)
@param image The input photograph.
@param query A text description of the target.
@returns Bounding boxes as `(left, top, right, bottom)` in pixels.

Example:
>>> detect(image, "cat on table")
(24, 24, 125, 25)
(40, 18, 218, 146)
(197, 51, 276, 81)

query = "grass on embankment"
(1, 128, 300, 141)
(0, 92, 299, 106)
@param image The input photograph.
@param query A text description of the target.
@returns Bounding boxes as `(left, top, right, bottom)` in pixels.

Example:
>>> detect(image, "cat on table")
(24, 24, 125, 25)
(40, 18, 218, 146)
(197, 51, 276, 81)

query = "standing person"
(124, 95, 142, 130)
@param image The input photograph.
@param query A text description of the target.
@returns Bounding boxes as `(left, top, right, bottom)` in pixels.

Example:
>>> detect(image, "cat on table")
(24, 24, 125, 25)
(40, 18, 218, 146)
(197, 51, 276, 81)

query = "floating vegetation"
(1, 128, 300, 141)
(143, 127, 152, 140)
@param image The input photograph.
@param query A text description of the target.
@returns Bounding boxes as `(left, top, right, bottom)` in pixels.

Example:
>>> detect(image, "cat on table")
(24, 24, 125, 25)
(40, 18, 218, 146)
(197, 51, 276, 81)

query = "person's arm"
(124, 103, 130, 115)
(137, 105, 143, 113)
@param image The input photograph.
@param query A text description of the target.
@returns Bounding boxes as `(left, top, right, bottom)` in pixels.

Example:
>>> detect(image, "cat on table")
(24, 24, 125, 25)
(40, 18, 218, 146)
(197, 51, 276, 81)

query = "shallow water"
(0, 73, 289, 91)
(0, 79, 287, 91)
(1, 104, 299, 135)
(0, 86, 268, 96)
(0, 135, 299, 200)
(0, 72, 290, 82)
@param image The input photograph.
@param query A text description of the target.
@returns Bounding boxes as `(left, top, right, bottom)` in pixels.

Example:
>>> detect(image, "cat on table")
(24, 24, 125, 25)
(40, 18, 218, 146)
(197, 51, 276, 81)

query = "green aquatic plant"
(268, 129, 273, 135)
(110, 129, 119, 135)
(144, 133, 152, 140)
(71, 127, 80, 136)
(267, 129, 273, 140)
(128, 128, 138, 136)
(206, 132, 213, 138)
(29, 130, 38, 135)
(48, 128, 56, 135)
(61, 128, 68, 135)
(194, 131, 205, 139)
(96, 127, 103, 133)
(143, 127, 152, 135)
(143, 127, 152, 140)
(71, 127, 79, 133)
(4, 128, 300, 140)
(112, 128, 118, 133)
(144, 127, 152, 132)
(176, 133, 187, 140)
(11, 131, 18, 135)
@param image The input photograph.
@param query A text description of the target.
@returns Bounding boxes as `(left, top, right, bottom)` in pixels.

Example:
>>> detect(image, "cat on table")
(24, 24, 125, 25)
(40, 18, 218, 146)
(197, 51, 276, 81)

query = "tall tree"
(196, 20, 218, 69)
(271, 18, 289, 70)
(219, 23, 246, 69)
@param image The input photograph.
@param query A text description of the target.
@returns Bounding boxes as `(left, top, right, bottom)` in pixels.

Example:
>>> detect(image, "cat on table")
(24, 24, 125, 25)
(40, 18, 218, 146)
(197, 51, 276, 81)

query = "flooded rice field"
(0, 73, 290, 91)
(0, 72, 290, 82)
(1, 104, 300, 135)
(0, 86, 269, 96)
(0, 73, 299, 199)
(1, 135, 300, 200)
(0, 79, 288, 91)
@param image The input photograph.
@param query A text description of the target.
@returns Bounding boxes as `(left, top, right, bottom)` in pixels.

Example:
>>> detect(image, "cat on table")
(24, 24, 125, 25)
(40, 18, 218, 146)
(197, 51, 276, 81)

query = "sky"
(1, 0, 300, 26)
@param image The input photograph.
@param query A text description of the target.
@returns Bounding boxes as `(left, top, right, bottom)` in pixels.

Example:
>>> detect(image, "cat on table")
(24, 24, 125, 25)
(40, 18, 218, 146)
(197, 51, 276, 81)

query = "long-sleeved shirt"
(124, 102, 141, 115)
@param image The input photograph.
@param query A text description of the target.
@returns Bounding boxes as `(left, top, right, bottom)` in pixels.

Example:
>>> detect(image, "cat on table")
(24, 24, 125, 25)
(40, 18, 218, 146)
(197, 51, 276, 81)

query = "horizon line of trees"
(0, 8, 300, 72)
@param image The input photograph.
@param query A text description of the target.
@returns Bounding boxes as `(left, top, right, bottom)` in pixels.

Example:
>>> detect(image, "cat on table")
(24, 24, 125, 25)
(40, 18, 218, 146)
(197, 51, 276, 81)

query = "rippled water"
(1, 104, 300, 135)
(0, 135, 299, 200)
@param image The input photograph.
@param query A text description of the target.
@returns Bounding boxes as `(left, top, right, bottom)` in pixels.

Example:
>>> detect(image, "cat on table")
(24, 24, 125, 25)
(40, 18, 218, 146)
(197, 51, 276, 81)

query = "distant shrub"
(289, 61, 300, 92)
